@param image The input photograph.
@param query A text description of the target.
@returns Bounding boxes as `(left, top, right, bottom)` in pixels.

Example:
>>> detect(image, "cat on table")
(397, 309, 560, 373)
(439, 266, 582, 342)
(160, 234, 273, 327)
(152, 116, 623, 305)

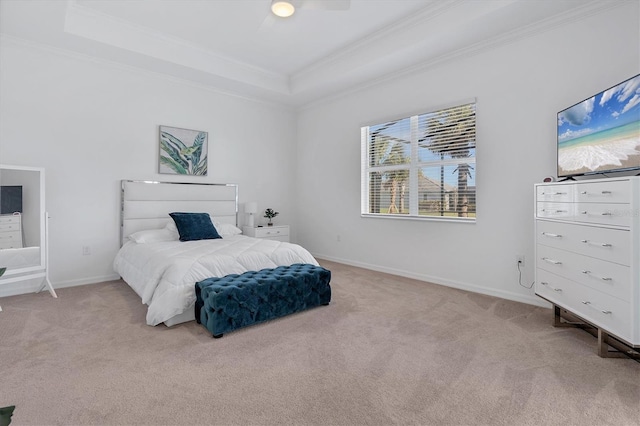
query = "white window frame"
(361, 99, 477, 222)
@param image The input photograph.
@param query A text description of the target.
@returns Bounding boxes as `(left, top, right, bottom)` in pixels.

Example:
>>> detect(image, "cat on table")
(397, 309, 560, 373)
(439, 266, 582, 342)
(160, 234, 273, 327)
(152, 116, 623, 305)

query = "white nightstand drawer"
(243, 225, 290, 242)
(254, 226, 289, 238)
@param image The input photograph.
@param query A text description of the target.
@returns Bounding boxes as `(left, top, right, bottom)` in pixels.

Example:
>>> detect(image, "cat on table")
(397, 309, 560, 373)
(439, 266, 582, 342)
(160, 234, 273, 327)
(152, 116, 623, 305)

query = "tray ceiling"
(0, 0, 618, 106)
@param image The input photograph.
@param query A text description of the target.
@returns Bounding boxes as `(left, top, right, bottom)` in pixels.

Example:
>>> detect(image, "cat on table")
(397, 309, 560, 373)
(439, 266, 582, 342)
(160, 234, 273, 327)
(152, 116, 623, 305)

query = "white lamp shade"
(245, 202, 258, 214)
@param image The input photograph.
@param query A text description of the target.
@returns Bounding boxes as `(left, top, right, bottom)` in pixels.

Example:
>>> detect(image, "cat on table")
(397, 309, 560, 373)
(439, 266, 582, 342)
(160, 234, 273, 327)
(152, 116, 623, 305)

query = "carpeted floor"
(0, 260, 638, 425)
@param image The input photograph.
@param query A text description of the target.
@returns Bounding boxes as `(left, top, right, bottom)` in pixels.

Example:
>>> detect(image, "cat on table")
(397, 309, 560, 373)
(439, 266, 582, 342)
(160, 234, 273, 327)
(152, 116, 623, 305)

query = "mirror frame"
(0, 164, 46, 276)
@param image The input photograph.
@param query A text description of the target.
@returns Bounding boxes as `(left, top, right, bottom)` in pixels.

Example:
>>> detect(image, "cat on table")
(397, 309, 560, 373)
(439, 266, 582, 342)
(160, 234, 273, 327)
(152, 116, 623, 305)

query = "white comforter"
(113, 235, 318, 326)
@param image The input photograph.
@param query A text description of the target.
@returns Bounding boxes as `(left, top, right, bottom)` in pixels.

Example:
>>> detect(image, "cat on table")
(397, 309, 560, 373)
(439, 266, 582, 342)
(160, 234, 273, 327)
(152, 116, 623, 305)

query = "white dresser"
(0, 214, 23, 249)
(242, 225, 290, 242)
(535, 176, 639, 357)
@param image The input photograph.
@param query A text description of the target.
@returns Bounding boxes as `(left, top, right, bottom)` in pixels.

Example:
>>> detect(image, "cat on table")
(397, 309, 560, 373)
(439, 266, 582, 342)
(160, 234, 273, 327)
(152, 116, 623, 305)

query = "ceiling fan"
(262, 0, 350, 26)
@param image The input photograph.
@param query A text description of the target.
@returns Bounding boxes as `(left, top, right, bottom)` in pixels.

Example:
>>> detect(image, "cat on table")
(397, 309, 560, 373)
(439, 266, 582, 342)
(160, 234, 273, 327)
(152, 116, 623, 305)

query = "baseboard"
(313, 253, 550, 309)
(0, 273, 121, 298)
(1, 257, 549, 309)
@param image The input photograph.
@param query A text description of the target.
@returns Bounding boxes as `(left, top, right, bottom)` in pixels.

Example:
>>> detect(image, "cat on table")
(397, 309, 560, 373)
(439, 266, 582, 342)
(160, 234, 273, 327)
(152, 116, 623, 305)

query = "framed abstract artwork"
(159, 125, 208, 175)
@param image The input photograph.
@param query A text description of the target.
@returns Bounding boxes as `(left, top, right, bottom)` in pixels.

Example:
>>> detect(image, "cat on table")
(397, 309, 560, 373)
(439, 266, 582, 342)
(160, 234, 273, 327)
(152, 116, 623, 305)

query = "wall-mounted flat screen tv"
(0, 186, 23, 214)
(557, 74, 640, 178)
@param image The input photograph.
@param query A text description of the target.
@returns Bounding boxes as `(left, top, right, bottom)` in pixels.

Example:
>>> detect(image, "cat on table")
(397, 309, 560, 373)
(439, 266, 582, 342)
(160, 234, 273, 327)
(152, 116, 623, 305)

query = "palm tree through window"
(361, 102, 476, 220)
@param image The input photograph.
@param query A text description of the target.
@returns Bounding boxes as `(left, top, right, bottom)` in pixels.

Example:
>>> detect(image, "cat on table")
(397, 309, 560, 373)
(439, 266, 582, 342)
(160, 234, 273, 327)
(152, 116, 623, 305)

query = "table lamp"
(245, 202, 257, 227)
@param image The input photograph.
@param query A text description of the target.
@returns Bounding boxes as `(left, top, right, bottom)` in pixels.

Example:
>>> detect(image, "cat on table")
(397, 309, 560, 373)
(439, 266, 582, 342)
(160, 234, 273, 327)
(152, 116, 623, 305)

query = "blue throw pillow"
(169, 212, 222, 242)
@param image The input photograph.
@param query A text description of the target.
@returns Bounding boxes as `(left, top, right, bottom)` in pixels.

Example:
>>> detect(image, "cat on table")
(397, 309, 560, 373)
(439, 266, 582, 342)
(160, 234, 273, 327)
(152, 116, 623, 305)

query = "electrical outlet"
(82, 246, 91, 256)
(516, 255, 524, 267)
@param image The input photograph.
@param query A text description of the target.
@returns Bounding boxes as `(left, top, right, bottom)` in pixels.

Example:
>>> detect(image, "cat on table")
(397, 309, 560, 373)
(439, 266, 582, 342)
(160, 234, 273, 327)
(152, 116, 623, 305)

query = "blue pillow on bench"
(169, 212, 222, 242)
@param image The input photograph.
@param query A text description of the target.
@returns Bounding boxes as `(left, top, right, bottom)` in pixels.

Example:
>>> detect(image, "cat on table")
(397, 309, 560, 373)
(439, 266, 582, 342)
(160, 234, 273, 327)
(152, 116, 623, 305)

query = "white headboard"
(121, 180, 238, 245)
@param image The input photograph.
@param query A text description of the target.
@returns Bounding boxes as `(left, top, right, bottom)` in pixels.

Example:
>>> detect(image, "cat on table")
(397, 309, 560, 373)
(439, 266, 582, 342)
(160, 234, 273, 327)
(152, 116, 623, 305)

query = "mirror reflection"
(0, 167, 43, 272)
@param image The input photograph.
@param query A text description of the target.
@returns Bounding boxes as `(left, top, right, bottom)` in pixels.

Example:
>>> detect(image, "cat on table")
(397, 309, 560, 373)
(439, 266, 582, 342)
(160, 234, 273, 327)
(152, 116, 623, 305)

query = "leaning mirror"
(0, 164, 55, 297)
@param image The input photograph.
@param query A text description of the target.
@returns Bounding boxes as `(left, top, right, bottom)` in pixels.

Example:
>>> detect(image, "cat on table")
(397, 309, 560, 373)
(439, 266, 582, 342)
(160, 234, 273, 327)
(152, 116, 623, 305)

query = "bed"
(113, 180, 319, 327)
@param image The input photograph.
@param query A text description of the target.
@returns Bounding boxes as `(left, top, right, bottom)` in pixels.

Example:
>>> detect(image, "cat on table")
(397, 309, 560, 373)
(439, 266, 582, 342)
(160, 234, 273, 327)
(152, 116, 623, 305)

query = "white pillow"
(129, 228, 179, 244)
(214, 222, 242, 236)
(165, 220, 178, 233)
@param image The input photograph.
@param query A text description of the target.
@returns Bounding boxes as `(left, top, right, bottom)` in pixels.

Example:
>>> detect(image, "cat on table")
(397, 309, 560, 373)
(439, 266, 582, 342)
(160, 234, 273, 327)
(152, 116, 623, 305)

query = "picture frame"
(159, 125, 208, 176)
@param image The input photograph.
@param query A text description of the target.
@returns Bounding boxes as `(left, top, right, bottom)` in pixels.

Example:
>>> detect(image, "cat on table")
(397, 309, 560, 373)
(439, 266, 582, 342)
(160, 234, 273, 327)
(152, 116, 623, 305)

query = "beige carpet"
(0, 260, 638, 425)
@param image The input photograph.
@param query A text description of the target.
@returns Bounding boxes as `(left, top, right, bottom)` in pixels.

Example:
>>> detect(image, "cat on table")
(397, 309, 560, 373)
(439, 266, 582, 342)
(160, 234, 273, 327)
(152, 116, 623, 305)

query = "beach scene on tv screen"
(557, 74, 640, 177)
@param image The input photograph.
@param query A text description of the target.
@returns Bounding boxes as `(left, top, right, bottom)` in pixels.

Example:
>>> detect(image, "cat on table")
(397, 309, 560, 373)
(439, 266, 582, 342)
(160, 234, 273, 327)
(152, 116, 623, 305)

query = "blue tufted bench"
(195, 264, 331, 338)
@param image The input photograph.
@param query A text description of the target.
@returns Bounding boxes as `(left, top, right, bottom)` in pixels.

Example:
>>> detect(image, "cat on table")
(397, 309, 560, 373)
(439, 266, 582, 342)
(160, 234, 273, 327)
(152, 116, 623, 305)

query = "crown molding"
(1, 0, 631, 110)
(64, 0, 290, 94)
(291, 0, 464, 81)
(297, 0, 627, 110)
(0, 34, 295, 111)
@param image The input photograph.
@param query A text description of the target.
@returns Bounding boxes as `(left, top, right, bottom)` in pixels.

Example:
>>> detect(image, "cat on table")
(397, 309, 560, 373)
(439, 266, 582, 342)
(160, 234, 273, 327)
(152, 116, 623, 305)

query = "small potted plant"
(263, 208, 279, 226)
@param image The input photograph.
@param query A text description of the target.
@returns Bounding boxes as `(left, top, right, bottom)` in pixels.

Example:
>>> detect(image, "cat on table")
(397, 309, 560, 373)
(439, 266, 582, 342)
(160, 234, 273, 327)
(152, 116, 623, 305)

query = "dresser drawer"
(536, 245, 630, 301)
(536, 269, 632, 342)
(0, 215, 21, 225)
(575, 180, 630, 203)
(0, 231, 23, 249)
(0, 222, 21, 232)
(536, 185, 574, 202)
(536, 202, 573, 219)
(574, 202, 632, 227)
(537, 220, 630, 265)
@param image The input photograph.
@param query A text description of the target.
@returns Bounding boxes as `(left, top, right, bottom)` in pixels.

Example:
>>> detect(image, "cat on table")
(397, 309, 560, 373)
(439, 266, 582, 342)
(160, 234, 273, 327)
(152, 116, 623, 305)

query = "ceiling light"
(271, 1, 295, 18)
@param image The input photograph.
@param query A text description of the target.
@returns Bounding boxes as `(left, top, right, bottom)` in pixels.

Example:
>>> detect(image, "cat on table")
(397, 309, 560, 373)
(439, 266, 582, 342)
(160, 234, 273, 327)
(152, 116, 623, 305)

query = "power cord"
(517, 261, 534, 289)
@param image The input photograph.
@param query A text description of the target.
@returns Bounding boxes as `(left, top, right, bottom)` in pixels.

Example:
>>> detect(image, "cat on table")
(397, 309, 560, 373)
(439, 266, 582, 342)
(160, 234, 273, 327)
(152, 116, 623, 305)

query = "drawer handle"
(601, 211, 612, 216)
(581, 301, 612, 315)
(581, 190, 612, 195)
(542, 257, 562, 265)
(540, 281, 562, 292)
(541, 232, 562, 238)
(581, 270, 612, 281)
(542, 191, 567, 195)
(580, 211, 587, 215)
(580, 239, 612, 247)
(540, 209, 568, 213)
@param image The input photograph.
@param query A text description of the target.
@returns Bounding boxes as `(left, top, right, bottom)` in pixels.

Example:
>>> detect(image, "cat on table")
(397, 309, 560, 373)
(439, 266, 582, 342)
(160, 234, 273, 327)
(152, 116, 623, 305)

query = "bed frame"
(120, 180, 238, 326)
(121, 180, 238, 246)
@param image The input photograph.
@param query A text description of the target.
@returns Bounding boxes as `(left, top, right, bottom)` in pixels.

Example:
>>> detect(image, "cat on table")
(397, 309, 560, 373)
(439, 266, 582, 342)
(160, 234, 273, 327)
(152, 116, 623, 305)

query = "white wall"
(0, 38, 297, 295)
(294, 3, 640, 306)
(1, 3, 638, 303)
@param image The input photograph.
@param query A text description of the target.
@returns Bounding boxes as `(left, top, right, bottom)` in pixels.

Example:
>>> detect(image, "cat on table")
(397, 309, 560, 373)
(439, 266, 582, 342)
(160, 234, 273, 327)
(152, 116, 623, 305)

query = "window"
(361, 101, 476, 221)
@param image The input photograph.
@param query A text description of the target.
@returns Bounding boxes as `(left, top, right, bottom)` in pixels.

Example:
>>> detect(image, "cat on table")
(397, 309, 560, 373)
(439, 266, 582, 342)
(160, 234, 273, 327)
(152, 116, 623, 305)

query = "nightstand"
(242, 225, 290, 242)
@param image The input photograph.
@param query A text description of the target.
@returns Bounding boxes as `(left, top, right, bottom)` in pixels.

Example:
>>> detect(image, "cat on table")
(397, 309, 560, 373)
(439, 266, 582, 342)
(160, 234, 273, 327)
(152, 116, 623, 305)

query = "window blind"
(361, 101, 476, 220)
